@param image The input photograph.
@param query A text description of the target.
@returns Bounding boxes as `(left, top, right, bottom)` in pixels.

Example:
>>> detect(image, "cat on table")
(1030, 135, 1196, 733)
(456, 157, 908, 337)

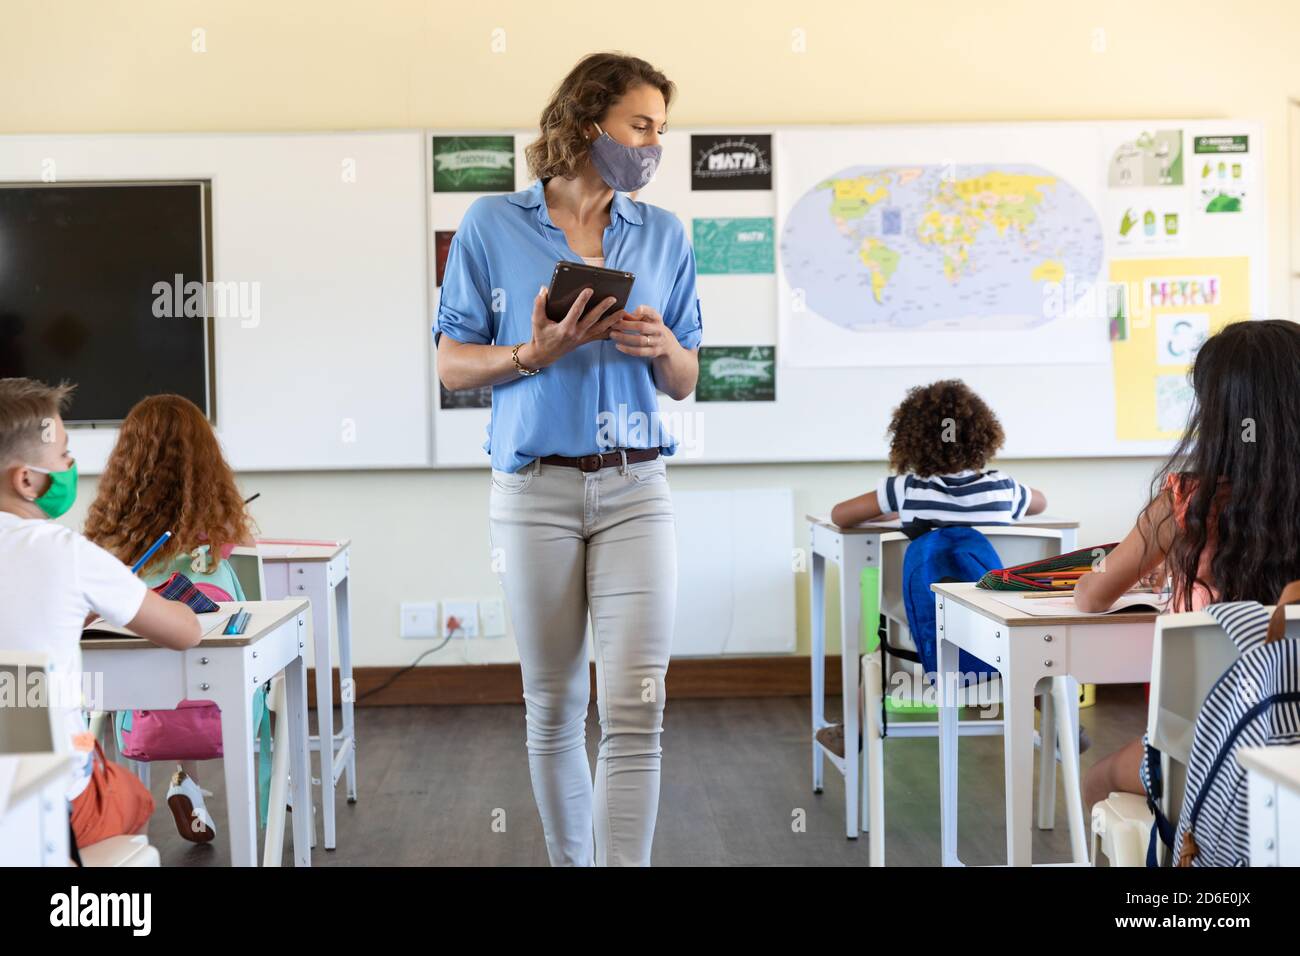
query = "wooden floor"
(149, 685, 1147, 866)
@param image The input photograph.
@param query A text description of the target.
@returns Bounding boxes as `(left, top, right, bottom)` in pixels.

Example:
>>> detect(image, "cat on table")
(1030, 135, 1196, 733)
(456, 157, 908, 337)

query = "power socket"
(480, 598, 506, 637)
(400, 602, 439, 639)
(442, 601, 479, 638)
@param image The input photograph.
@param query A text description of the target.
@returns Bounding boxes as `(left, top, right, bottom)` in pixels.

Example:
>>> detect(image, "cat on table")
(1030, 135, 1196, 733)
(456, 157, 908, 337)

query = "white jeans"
(488, 455, 677, 866)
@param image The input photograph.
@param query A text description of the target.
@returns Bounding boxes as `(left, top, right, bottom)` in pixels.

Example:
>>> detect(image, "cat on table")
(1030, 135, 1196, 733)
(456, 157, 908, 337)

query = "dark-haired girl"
(1077, 319, 1300, 808)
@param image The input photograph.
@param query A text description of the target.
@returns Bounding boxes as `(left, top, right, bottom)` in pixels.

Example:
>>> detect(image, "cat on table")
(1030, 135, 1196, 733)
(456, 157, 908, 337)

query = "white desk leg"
(839, 549, 861, 840)
(284, 647, 314, 867)
(1003, 667, 1039, 867)
(1052, 676, 1088, 863)
(1037, 680, 1057, 830)
(810, 547, 826, 794)
(214, 670, 258, 868)
(937, 596, 960, 866)
(302, 567, 335, 850)
(336, 570, 357, 803)
(262, 677, 289, 867)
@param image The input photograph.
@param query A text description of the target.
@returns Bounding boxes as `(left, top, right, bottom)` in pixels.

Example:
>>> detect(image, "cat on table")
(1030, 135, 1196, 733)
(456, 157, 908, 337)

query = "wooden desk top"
(250, 539, 350, 563)
(1238, 745, 1300, 792)
(931, 582, 1161, 628)
(806, 514, 1080, 534)
(80, 599, 309, 650)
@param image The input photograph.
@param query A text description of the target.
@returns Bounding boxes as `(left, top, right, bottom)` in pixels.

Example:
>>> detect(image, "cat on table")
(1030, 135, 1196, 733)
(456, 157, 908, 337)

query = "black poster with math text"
(690, 134, 773, 190)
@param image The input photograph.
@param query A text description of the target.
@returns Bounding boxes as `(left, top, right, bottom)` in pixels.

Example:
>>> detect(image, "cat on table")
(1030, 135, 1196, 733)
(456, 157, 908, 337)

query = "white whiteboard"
(0, 123, 1267, 472)
(0, 130, 430, 473)
(671, 488, 796, 656)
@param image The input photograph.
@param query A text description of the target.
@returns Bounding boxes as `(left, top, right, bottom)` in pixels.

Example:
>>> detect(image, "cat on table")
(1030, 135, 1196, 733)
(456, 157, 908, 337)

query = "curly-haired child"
(832, 379, 1046, 530)
(819, 380, 1066, 760)
(85, 393, 257, 845)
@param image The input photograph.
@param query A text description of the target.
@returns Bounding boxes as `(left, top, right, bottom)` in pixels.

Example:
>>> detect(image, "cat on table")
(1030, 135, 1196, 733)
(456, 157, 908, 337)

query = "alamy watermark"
(152, 274, 261, 328)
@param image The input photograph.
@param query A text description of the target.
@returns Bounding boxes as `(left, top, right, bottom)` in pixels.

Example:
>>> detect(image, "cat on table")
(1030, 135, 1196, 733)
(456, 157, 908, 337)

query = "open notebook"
(82, 609, 231, 640)
(988, 591, 1168, 618)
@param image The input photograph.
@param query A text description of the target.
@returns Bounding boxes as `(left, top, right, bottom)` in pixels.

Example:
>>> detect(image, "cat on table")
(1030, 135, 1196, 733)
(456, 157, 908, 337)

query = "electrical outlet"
(400, 602, 438, 639)
(480, 598, 506, 637)
(442, 601, 479, 638)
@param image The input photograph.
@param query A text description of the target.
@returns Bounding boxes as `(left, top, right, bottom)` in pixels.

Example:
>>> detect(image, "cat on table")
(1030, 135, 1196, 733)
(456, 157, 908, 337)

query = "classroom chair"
(859, 525, 1083, 866)
(1123, 606, 1250, 865)
(0, 651, 160, 867)
(1098, 602, 1300, 866)
(1090, 791, 1152, 867)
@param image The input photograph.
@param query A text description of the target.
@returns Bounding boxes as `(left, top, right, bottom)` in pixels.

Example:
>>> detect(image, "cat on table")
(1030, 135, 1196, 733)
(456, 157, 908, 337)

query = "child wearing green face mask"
(0, 377, 204, 856)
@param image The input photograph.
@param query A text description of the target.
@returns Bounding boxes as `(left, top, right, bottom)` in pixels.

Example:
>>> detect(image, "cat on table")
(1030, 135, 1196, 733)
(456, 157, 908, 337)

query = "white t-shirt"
(0, 512, 147, 798)
(580, 255, 606, 267)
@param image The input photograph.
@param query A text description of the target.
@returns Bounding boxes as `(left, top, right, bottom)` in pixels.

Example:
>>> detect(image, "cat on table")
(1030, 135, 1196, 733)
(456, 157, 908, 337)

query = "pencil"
(130, 531, 172, 574)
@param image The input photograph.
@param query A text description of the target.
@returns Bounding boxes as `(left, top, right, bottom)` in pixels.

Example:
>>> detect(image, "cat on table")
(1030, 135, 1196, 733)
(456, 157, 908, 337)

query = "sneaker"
(167, 769, 216, 844)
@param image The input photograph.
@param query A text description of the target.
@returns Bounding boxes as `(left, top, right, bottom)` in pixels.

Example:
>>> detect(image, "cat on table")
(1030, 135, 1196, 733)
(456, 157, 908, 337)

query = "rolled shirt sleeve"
(661, 222, 703, 350)
(434, 216, 496, 346)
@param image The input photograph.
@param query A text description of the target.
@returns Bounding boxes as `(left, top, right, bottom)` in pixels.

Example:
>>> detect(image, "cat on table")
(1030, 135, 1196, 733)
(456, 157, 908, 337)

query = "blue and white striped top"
(876, 469, 1032, 528)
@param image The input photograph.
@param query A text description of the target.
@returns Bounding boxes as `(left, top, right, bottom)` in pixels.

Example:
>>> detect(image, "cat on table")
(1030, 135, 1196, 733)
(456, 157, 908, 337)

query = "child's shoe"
(167, 769, 217, 844)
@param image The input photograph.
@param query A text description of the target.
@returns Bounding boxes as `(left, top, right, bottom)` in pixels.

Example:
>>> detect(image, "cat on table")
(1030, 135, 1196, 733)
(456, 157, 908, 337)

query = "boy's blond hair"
(0, 378, 74, 467)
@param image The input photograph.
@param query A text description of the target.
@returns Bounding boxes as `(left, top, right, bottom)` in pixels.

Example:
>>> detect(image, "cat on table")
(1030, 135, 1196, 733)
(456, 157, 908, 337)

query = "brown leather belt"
(539, 448, 660, 473)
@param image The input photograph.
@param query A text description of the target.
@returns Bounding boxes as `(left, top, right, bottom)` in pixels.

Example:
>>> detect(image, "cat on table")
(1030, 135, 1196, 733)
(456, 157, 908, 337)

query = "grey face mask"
(589, 121, 662, 192)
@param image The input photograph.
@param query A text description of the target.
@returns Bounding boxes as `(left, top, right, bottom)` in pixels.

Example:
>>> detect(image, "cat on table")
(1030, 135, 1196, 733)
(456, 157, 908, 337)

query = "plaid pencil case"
(151, 571, 221, 613)
(976, 542, 1119, 592)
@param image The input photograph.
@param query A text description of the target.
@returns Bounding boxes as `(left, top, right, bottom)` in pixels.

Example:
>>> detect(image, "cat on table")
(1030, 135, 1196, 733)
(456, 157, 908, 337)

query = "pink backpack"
(118, 581, 232, 761)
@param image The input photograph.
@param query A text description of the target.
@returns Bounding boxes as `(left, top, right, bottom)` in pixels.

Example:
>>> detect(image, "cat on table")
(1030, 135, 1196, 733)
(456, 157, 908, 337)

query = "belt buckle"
(578, 454, 603, 473)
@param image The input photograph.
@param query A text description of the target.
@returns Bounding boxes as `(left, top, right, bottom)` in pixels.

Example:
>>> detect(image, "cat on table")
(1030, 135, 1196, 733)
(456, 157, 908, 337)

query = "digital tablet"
(545, 260, 635, 323)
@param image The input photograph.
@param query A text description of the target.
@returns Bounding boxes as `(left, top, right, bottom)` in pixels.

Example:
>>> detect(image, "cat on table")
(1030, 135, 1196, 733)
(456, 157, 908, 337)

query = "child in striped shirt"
(817, 380, 1059, 761)
(832, 379, 1046, 530)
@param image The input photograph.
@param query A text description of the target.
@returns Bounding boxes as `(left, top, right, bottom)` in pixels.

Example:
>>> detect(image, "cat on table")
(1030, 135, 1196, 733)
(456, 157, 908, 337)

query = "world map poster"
(777, 125, 1110, 367)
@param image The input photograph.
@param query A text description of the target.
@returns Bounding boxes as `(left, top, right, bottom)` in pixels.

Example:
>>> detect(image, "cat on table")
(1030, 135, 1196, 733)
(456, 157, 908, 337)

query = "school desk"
(256, 538, 356, 852)
(805, 514, 1079, 840)
(931, 583, 1158, 866)
(1239, 745, 1300, 866)
(81, 599, 314, 867)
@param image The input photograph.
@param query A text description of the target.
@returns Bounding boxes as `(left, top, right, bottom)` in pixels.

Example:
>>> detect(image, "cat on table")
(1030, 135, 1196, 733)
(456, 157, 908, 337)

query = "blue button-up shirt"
(435, 178, 703, 473)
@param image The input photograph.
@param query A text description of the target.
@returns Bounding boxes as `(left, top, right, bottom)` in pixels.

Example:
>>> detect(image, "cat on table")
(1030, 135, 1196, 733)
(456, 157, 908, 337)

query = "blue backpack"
(901, 526, 1000, 681)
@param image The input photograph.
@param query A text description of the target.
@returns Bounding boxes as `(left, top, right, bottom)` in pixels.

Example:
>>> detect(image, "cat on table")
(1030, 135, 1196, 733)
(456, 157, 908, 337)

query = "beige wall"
(10, 0, 1299, 666)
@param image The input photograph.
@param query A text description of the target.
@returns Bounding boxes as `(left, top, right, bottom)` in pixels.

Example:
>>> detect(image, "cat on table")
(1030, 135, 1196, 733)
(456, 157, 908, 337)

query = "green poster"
(696, 346, 776, 402)
(692, 217, 775, 274)
(432, 136, 516, 192)
(1193, 135, 1248, 154)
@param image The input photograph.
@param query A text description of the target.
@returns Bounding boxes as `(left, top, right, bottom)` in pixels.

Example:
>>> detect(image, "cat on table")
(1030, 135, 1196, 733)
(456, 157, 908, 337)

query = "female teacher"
(434, 52, 701, 866)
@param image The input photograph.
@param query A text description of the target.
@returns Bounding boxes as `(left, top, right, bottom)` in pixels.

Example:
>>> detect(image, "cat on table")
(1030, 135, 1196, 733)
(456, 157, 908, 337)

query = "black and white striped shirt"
(876, 469, 1032, 528)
